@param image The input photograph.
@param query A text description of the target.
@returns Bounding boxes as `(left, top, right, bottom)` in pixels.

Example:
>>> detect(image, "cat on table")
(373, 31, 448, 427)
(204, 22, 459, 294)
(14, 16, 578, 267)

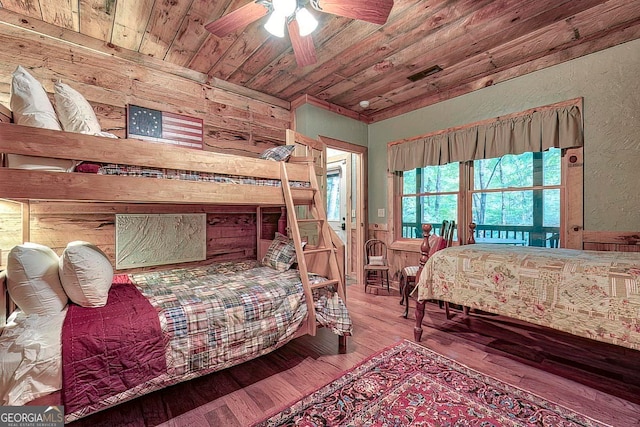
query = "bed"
(0, 119, 351, 422)
(412, 225, 640, 351)
(0, 260, 351, 422)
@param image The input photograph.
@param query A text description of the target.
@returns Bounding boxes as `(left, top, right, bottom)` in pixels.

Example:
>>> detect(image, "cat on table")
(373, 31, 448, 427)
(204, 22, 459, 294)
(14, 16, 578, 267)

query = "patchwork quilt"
(416, 245, 640, 350)
(63, 260, 352, 422)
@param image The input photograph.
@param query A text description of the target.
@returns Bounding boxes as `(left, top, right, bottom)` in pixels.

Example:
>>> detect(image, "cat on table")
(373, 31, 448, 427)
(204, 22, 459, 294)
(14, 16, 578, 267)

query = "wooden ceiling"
(1, 0, 639, 123)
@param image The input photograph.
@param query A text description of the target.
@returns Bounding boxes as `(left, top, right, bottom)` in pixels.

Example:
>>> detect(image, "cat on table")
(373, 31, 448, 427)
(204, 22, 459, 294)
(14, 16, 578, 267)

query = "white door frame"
(319, 136, 367, 287)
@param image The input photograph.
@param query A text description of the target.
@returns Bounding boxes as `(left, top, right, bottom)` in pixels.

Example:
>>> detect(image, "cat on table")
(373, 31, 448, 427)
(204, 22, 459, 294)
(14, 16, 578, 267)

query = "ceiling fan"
(205, 0, 394, 67)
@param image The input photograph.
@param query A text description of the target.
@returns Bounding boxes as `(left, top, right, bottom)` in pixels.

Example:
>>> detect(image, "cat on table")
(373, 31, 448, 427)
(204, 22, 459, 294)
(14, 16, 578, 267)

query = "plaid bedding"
(130, 261, 352, 378)
(94, 163, 310, 188)
(64, 261, 351, 422)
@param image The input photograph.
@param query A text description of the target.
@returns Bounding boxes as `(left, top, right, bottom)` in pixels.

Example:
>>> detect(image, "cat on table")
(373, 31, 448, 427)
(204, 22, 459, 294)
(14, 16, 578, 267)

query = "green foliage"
(401, 149, 561, 237)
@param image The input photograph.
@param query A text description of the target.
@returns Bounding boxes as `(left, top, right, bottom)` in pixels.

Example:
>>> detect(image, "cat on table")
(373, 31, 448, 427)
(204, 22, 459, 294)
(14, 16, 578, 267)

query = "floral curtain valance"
(388, 104, 583, 173)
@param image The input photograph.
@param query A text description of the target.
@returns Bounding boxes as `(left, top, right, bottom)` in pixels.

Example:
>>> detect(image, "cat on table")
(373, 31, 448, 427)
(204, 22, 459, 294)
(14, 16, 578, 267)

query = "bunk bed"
(411, 224, 640, 351)
(0, 120, 352, 422)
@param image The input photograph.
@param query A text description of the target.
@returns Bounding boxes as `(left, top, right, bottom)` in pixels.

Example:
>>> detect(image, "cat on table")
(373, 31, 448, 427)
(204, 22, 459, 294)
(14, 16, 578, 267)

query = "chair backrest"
(364, 239, 387, 265)
(441, 220, 456, 248)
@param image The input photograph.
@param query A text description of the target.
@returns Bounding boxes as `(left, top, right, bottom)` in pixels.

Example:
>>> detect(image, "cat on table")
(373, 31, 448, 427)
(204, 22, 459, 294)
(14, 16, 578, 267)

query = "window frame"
(390, 147, 583, 251)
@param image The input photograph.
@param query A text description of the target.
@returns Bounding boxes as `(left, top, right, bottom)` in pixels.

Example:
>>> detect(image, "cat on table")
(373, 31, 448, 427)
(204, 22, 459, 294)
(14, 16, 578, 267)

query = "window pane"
(420, 195, 458, 224)
(422, 163, 459, 193)
(543, 188, 560, 227)
(402, 196, 417, 223)
(401, 196, 418, 237)
(472, 190, 533, 226)
(472, 189, 560, 247)
(474, 153, 533, 190)
(543, 148, 561, 186)
(401, 195, 458, 238)
(326, 172, 340, 221)
(403, 169, 417, 194)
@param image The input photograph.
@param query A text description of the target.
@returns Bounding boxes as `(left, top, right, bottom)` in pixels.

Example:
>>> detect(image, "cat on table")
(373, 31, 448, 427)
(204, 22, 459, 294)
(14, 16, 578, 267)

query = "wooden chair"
(414, 222, 474, 341)
(400, 220, 455, 318)
(364, 238, 390, 293)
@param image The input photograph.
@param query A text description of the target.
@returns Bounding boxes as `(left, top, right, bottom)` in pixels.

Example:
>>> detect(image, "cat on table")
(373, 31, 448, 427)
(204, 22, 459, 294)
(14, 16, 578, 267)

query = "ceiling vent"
(407, 65, 443, 82)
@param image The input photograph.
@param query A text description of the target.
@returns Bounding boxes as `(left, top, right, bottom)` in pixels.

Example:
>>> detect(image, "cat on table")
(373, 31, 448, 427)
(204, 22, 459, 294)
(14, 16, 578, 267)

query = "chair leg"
(399, 274, 406, 305)
(385, 270, 390, 292)
(364, 271, 369, 293)
(403, 281, 410, 318)
(444, 301, 451, 320)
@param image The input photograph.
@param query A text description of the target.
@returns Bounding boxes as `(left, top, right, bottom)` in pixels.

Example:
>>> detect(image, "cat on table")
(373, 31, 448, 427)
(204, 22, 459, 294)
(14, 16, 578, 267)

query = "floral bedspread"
(416, 245, 640, 350)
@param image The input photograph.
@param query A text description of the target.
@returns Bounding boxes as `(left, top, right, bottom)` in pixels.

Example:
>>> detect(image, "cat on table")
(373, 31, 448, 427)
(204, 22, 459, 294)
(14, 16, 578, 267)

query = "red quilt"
(61, 275, 166, 414)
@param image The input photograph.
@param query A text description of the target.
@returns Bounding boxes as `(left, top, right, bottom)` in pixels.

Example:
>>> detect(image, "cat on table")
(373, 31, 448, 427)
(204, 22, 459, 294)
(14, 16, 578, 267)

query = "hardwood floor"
(70, 284, 640, 427)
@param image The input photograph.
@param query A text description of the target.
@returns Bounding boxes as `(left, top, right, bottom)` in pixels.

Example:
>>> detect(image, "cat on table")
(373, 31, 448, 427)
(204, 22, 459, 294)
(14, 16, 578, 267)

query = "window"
(399, 148, 562, 247)
(470, 148, 561, 247)
(326, 170, 341, 221)
(401, 162, 459, 238)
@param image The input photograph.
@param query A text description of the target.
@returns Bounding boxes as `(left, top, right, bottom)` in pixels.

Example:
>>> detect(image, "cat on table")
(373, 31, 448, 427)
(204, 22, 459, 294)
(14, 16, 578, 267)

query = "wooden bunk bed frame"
(0, 120, 347, 350)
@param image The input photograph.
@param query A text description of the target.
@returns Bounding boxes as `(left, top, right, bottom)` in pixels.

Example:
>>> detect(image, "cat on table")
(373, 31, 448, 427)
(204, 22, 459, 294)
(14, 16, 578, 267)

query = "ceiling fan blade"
(205, 1, 269, 37)
(312, 0, 393, 25)
(288, 19, 317, 67)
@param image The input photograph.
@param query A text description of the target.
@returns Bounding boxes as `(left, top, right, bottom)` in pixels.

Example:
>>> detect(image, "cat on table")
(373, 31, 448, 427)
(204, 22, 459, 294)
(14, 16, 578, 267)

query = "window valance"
(388, 102, 583, 173)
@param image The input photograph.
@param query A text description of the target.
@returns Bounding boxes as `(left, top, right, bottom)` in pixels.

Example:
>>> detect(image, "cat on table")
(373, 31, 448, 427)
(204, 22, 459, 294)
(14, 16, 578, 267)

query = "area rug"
(253, 340, 609, 427)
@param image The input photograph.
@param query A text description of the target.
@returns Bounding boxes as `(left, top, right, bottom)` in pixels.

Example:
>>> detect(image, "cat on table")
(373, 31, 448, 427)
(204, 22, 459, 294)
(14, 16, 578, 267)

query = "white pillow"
(6, 243, 68, 315)
(10, 66, 61, 130)
(8, 66, 76, 171)
(54, 81, 101, 134)
(59, 241, 113, 307)
(53, 82, 118, 138)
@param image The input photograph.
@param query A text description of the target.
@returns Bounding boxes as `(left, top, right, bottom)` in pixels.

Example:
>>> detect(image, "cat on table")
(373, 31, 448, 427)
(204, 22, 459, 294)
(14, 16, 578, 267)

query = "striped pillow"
(259, 145, 295, 161)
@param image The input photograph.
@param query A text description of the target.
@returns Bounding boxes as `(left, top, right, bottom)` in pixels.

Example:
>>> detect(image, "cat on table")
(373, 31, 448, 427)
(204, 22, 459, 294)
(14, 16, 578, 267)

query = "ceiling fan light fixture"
(296, 7, 318, 37)
(272, 0, 297, 17)
(264, 12, 287, 37)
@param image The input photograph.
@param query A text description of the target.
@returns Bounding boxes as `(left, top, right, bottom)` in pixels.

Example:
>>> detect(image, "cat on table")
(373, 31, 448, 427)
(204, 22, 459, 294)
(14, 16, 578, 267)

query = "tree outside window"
(400, 148, 562, 246)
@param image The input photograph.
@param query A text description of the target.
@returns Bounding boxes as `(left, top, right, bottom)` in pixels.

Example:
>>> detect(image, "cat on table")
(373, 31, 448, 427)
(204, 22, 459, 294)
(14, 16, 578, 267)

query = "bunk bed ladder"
(280, 161, 346, 337)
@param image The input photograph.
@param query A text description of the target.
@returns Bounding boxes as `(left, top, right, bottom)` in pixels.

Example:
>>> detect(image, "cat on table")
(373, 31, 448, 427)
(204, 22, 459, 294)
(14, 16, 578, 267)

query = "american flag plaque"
(126, 105, 203, 149)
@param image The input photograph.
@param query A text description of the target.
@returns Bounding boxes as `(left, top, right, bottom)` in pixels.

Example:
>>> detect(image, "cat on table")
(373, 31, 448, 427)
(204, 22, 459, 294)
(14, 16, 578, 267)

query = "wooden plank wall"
(0, 20, 291, 157)
(0, 202, 283, 271)
(0, 21, 291, 269)
(583, 230, 640, 252)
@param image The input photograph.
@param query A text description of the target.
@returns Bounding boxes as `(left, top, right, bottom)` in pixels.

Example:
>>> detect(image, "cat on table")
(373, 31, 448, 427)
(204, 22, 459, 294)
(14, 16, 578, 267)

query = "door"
(319, 136, 366, 287)
(326, 155, 348, 244)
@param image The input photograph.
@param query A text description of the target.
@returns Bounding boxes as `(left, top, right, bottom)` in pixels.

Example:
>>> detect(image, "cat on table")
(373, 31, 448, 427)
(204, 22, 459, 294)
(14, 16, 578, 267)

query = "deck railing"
(402, 223, 560, 247)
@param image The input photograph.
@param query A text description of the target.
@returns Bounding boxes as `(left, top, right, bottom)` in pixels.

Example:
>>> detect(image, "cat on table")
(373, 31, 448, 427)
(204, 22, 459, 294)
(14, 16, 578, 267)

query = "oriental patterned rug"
(253, 340, 609, 427)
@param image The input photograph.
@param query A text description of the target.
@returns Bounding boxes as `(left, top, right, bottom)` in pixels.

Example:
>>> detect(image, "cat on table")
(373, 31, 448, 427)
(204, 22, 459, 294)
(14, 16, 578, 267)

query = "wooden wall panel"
(6, 202, 275, 271)
(0, 200, 22, 268)
(583, 230, 640, 252)
(0, 21, 291, 155)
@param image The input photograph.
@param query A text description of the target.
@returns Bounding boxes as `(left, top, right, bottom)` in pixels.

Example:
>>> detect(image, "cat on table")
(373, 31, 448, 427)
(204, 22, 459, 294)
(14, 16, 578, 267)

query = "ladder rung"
(304, 247, 333, 255)
(310, 279, 340, 289)
(288, 155, 314, 163)
(297, 218, 324, 223)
